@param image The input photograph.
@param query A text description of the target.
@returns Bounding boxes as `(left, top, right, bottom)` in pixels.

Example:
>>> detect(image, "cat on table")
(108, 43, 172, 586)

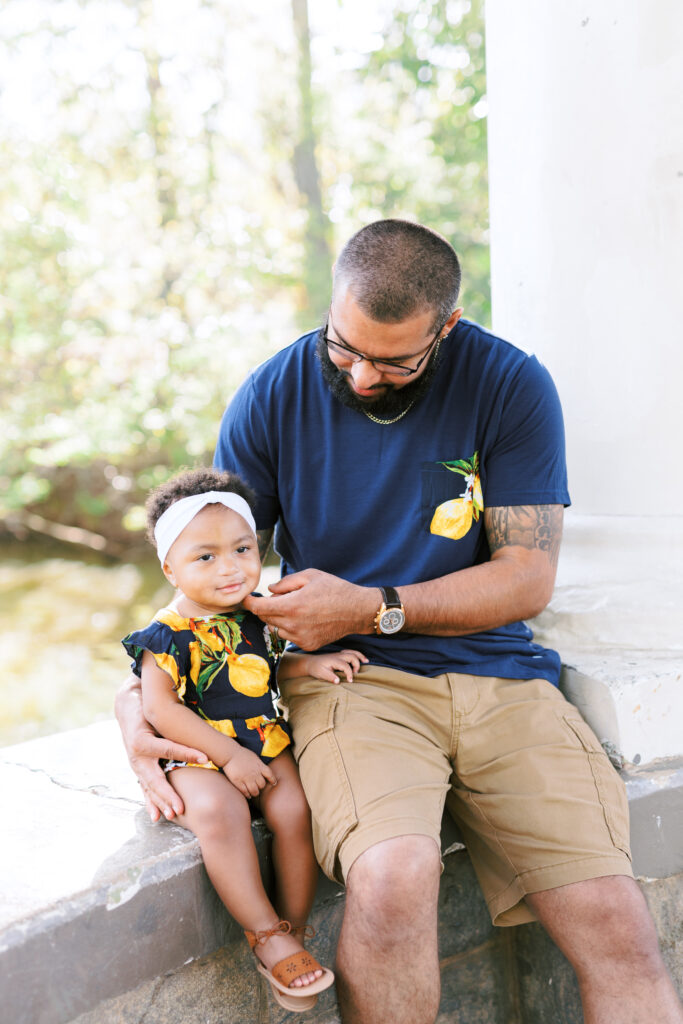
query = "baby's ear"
(162, 561, 176, 587)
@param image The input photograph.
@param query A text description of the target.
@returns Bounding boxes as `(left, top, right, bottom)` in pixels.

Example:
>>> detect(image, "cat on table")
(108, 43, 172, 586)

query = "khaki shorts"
(279, 666, 632, 926)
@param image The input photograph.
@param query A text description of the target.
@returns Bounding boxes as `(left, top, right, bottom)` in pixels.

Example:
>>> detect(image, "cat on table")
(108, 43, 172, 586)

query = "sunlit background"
(0, 0, 488, 745)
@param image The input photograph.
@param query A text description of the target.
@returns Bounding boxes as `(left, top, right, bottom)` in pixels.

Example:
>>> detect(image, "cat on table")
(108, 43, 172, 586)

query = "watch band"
(379, 586, 401, 610)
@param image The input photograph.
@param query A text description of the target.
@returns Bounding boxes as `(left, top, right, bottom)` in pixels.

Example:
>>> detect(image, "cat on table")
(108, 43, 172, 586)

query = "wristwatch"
(374, 586, 406, 635)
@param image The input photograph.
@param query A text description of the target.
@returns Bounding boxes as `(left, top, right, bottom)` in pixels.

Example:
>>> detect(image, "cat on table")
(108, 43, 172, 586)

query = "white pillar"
(485, 1, 683, 765)
(485, 0, 683, 515)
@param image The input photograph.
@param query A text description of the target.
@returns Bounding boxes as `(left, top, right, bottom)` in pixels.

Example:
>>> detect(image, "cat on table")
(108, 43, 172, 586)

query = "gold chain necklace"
(363, 401, 416, 425)
(362, 338, 442, 426)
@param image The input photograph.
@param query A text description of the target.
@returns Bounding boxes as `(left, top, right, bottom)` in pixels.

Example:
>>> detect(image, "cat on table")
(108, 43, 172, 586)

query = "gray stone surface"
(3, 713, 682, 1024)
(641, 873, 683, 993)
(624, 758, 683, 878)
(513, 921, 583, 1024)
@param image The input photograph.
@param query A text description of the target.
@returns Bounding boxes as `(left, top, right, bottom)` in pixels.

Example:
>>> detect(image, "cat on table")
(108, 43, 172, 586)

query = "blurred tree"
(291, 0, 333, 326)
(0, 0, 489, 548)
(321, 0, 489, 324)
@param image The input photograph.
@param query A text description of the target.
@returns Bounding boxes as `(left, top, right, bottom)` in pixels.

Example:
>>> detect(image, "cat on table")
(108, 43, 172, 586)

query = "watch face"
(379, 608, 405, 634)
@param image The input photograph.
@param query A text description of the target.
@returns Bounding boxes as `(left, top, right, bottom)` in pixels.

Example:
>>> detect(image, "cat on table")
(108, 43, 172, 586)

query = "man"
(117, 220, 682, 1024)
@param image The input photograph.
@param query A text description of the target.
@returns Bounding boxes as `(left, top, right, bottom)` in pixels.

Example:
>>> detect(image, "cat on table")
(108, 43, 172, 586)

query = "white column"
(485, 0, 683, 515)
(485, 1, 683, 765)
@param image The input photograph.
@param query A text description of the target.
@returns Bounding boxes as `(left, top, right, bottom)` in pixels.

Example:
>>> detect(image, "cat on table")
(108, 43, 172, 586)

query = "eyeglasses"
(323, 315, 444, 377)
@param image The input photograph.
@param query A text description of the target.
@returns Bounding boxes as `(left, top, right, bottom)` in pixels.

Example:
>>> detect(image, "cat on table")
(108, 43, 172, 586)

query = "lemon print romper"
(122, 605, 291, 770)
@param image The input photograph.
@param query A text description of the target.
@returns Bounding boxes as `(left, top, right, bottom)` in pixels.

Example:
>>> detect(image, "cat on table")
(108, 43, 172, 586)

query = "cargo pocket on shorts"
(562, 713, 631, 859)
(286, 689, 358, 879)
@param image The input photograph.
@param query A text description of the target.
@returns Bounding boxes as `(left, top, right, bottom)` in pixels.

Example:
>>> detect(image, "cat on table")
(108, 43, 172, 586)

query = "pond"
(0, 537, 279, 748)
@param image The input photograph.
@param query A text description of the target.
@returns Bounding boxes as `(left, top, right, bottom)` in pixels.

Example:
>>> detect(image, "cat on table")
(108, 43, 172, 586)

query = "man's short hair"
(333, 219, 461, 331)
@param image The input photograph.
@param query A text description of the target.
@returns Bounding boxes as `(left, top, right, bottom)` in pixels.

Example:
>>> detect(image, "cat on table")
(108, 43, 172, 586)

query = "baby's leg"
(169, 767, 277, 929)
(257, 750, 319, 933)
(169, 766, 321, 988)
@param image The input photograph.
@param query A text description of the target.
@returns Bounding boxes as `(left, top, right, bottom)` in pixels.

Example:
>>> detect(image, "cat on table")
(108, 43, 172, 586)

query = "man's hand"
(244, 569, 377, 650)
(115, 675, 209, 822)
(223, 747, 277, 798)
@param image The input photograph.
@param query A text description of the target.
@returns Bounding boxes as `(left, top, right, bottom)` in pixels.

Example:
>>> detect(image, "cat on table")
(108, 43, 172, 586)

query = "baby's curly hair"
(145, 467, 257, 545)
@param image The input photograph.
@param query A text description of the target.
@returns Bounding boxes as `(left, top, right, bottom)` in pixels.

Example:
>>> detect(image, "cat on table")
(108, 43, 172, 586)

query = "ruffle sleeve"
(121, 620, 186, 694)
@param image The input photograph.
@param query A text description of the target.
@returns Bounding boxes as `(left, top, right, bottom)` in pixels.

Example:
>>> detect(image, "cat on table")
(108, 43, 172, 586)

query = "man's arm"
(114, 673, 209, 821)
(243, 504, 563, 649)
(399, 503, 563, 635)
(256, 527, 273, 563)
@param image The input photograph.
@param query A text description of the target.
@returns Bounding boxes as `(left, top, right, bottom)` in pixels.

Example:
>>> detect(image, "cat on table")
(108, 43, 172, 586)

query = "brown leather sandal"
(244, 920, 334, 1012)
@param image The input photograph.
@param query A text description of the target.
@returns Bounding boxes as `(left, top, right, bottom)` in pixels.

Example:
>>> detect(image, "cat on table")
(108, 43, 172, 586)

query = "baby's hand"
(308, 649, 368, 684)
(224, 747, 276, 798)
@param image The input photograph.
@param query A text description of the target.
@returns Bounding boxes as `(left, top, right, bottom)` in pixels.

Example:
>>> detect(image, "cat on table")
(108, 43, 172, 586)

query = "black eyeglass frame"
(322, 315, 445, 377)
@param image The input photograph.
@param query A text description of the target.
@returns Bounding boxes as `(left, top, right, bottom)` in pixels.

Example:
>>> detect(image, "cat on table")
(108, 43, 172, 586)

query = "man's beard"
(314, 330, 442, 419)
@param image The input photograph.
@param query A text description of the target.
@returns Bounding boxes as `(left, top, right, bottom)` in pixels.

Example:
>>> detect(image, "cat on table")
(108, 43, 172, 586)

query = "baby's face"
(162, 503, 261, 616)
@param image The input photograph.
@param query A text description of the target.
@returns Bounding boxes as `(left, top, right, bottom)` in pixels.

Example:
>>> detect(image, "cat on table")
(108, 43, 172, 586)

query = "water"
(0, 538, 173, 747)
(0, 537, 281, 748)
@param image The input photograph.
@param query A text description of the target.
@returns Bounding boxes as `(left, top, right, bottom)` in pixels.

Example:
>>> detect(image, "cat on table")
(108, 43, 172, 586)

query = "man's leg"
(279, 667, 457, 1023)
(335, 836, 442, 1024)
(527, 875, 683, 1024)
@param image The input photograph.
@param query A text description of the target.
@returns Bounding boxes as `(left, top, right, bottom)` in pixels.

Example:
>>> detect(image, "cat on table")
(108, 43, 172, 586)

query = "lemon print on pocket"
(430, 497, 474, 540)
(430, 452, 483, 541)
(227, 653, 270, 697)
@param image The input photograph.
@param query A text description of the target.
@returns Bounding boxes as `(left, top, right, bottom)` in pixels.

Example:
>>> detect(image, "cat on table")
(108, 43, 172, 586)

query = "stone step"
(1, 720, 681, 1023)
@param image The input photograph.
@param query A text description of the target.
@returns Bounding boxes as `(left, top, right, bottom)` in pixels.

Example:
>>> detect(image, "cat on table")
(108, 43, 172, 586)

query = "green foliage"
(321, 0, 489, 324)
(1, 0, 489, 546)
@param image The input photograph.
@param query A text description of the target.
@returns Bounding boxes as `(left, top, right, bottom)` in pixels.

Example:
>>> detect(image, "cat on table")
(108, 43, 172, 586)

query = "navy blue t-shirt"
(214, 319, 570, 684)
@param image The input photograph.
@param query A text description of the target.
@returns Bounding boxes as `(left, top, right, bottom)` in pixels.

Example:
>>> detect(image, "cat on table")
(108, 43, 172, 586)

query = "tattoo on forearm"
(486, 505, 563, 568)
(256, 528, 273, 562)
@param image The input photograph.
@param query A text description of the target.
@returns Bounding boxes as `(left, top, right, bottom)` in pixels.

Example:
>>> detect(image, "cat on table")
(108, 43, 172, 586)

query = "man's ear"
(162, 561, 176, 587)
(442, 307, 464, 335)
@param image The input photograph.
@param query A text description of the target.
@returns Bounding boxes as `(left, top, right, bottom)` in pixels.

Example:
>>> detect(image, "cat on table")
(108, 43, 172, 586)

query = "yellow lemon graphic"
(151, 651, 180, 686)
(188, 641, 202, 685)
(156, 608, 189, 632)
(261, 723, 290, 759)
(245, 717, 290, 759)
(193, 625, 223, 653)
(472, 475, 483, 510)
(210, 718, 237, 738)
(176, 674, 187, 702)
(430, 497, 473, 540)
(227, 653, 270, 697)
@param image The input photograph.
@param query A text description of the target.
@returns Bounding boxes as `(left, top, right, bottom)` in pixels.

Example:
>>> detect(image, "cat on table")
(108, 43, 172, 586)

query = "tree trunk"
(291, 0, 333, 326)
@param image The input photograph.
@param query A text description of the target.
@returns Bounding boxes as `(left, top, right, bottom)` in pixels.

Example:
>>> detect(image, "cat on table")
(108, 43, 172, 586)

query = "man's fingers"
(134, 762, 185, 820)
(159, 740, 208, 764)
(262, 765, 278, 786)
(143, 793, 162, 823)
(267, 571, 309, 594)
(131, 733, 208, 764)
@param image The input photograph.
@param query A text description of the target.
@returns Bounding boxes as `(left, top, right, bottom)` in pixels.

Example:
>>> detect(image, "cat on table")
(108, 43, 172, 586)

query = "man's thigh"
(279, 666, 455, 884)
(447, 675, 633, 926)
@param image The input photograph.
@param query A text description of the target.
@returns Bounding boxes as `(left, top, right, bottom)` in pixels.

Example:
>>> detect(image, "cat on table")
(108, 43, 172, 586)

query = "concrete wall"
(485, 0, 683, 515)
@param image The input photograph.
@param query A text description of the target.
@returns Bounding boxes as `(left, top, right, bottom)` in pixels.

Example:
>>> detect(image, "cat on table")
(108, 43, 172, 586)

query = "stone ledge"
(530, 512, 683, 765)
(2, 712, 682, 1023)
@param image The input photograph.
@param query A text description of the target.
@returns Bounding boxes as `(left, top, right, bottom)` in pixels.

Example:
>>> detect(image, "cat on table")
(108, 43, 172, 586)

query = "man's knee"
(345, 835, 441, 933)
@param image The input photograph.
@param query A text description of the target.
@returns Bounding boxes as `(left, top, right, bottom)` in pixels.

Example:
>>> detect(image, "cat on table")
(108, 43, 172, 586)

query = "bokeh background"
(1, 0, 489, 745)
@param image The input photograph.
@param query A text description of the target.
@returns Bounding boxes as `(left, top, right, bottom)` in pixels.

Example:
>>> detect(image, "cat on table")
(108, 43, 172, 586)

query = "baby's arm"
(278, 648, 368, 684)
(140, 652, 275, 795)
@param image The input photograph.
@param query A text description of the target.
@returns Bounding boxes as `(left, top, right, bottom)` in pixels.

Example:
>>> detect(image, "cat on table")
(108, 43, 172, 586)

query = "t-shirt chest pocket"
(421, 452, 484, 541)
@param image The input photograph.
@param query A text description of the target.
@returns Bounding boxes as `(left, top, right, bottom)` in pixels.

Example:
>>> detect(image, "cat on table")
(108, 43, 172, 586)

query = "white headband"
(154, 491, 257, 565)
